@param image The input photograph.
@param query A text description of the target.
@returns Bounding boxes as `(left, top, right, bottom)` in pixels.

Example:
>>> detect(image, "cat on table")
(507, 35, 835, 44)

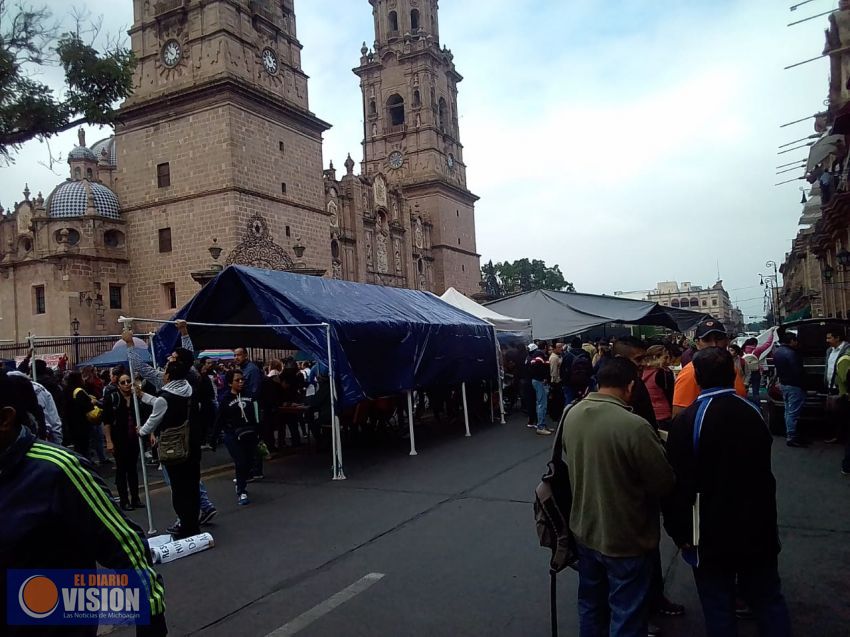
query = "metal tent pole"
(494, 328, 506, 424)
(121, 319, 156, 535)
(461, 382, 471, 437)
(407, 390, 417, 456)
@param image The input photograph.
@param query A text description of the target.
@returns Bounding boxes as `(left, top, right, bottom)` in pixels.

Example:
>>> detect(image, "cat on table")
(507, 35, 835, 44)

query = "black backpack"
(568, 351, 592, 389)
(534, 402, 579, 637)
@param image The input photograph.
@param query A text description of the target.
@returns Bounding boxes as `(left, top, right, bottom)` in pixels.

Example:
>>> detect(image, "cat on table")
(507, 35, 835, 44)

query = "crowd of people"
(540, 318, 794, 637)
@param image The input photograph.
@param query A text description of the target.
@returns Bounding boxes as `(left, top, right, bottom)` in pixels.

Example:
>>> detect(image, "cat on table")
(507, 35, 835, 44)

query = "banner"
(148, 533, 214, 564)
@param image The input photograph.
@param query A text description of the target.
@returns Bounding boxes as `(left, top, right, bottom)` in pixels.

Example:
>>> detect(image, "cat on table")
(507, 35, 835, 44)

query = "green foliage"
(481, 258, 574, 299)
(0, 1, 135, 160)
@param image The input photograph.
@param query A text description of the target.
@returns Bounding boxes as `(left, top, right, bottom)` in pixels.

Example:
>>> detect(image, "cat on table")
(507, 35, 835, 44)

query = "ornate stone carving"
(332, 259, 342, 279)
(374, 174, 388, 208)
(414, 217, 424, 249)
(365, 231, 374, 269)
(226, 214, 294, 270)
(328, 200, 339, 227)
(376, 232, 388, 273)
(393, 238, 402, 274)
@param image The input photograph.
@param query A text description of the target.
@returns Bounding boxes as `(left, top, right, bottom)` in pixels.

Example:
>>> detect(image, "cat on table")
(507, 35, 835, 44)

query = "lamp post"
(765, 260, 781, 323)
(70, 317, 80, 365)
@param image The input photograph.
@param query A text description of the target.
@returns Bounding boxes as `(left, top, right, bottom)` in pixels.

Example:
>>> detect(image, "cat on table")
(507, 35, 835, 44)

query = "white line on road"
(265, 572, 386, 637)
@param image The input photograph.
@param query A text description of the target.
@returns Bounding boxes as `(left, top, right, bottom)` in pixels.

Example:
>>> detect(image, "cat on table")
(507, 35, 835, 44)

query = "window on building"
(163, 283, 177, 310)
(281, 182, 287, 194)
(33, 286, 46, 315)
(388, 10, 399, 33)
(712, 299, 718, 306)
(461, 264, 465, 272)
(410, 8, 420, 30)
(285, 225, 291, 237)
(671, 299, 680, 308)
(702, 299, 707, 307)
(690, 298, 699, 307)
(412, 90, 421, 109)
(158, 227, 172, 253)
(86, 168, 93, 179)
(157, 162, 171, 188)
(279, 141, 285, 152)
(109, 284, 123, 310)
(438, 97, 448, 132)
(369, 99, 377, 117)
(457, 237, 461, 245)
(387, 94, 405, 126)
(103, 229, 125, 248)
(74, 167, 81, 179)
(431, 13, 437, 34)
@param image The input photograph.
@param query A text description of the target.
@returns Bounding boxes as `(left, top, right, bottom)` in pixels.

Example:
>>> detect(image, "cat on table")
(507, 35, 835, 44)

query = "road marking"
(265, 572, 386, 636)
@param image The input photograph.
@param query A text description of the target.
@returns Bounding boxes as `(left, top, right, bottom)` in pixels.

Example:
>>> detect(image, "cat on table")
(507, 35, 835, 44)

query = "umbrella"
(112, 337, 148, 351)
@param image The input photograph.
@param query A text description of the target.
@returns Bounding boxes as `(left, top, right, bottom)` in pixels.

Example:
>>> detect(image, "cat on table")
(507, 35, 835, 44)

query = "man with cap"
(525, 342, 552, 436)
(673, 319, 746, 417)
(772, 330, 808, 448)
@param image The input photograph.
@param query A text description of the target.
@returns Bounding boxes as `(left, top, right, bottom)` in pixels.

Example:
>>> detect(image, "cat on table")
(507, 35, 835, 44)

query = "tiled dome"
(68, 145, 98, 162)
(46, 180, 120, 220)
(91, 136, 116, 166)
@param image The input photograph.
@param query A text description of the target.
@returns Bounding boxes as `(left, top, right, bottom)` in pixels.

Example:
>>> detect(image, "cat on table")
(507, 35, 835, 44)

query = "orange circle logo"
(18, 575, 59, 619)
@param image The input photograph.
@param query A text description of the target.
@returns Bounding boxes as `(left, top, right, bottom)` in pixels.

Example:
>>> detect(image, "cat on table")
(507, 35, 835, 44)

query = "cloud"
(0, 0, 829, 318)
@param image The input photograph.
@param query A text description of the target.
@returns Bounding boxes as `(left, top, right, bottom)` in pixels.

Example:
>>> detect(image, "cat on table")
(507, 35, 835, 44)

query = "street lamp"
(70, 317, 80, 365)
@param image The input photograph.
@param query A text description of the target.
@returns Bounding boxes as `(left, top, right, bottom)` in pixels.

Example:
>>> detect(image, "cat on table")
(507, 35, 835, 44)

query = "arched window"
(417, 258, 425, 274)
(431, 13, 437, 35)
(671, 299, 680, 308)
(74, 167, 81, 179)
(103, 229, 125, 248)
(412, 90, 421, 108)
(388, 11, 399, 33)
(680, 298, 690, 307)
(86, 168, 93, 180)
(369, 99, 377, 118)
(690, 298, 699, 307)
(438, 97, 447, 132)
(410, 8, 420, 30)
(387, 94, 405, 126)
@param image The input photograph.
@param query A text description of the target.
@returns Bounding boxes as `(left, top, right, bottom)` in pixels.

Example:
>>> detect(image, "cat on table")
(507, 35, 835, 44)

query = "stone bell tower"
(354, 0, 481, 296)
(115, 0, 331, 316)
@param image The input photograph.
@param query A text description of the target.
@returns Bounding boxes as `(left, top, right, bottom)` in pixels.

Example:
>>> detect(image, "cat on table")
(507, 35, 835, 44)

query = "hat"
(527, 343, 539, 352)
(695, 319, 727, 340)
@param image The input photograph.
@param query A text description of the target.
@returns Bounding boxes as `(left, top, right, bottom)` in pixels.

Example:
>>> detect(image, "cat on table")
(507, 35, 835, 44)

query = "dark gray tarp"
(484, 290, 707, 340)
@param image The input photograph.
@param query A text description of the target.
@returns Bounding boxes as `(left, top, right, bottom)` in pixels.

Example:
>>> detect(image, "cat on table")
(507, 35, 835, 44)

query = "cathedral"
(0, 0, 481, 341)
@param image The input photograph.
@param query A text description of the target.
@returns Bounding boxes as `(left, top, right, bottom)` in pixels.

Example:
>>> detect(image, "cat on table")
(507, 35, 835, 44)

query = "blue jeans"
(780, 385, 805, 441)
(161, 467, 215, 513)
(563, 385, 576, 407)
(576, 544, 652, 637)
(531, 379, 549, 429)
(749, 372, 761, 406)
(693, 563, 791, 637)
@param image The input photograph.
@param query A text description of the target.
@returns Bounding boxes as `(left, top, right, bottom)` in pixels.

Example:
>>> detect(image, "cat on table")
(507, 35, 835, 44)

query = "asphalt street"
(112, 414, 850, 637)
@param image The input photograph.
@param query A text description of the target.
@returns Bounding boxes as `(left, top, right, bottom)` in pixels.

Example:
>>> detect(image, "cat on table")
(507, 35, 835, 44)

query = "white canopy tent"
(439, 288, 532, 335)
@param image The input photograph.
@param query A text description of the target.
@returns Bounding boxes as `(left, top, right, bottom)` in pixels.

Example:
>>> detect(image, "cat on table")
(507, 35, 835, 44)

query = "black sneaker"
(199, 508, 218, 526)
(166, 521, 182, 536)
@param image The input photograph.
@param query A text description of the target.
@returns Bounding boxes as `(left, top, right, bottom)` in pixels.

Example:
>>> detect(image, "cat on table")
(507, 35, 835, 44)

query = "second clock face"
(161, 40, 182, 68)
(388, 151, 404, 169)
(262, 48, 279, 75)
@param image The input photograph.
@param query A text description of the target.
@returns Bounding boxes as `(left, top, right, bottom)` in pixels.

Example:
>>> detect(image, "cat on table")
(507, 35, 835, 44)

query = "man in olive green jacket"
(563, 357, 675, 637)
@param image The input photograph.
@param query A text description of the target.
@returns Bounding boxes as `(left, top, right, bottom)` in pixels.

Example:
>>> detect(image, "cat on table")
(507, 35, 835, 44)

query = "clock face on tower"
(388, 151, 404, 170)
(262, 48, 279, 75)
(161, 40, 182, 68)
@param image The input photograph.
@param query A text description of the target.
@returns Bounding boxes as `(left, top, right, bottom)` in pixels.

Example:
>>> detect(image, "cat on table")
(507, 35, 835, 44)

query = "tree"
(0, 1, 135, 161)
(481, 258, 574, 298)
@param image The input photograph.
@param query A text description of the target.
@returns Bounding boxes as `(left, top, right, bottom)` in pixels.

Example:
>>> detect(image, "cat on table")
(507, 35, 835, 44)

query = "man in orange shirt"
(673, 319, 746, 416)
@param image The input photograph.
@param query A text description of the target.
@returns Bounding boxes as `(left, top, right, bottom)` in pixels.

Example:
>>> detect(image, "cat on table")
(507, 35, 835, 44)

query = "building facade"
(646, 281, 744, 335)
(779, 1, 850, 322)
(0, 0, 481, 341)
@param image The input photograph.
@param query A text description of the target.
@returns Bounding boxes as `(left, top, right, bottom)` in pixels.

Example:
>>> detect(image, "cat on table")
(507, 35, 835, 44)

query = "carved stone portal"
(226, 214, 294, 270)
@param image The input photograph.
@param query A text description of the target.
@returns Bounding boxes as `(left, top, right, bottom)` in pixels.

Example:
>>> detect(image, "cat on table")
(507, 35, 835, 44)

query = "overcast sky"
(0, 0, 833, 320)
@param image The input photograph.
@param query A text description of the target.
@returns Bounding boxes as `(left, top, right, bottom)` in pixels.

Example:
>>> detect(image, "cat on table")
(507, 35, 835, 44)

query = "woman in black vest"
(137, 361, 198, 539)
(103, 373, 145, 511)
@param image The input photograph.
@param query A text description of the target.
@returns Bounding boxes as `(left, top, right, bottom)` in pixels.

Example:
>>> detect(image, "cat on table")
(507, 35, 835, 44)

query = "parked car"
(765, 319, 850, 436)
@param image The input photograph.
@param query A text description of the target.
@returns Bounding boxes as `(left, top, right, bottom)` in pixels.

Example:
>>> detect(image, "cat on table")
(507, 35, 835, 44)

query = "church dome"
(68, 145, 98, 162)
(91, 136, 116, 166)
(45, 180, 120, 220)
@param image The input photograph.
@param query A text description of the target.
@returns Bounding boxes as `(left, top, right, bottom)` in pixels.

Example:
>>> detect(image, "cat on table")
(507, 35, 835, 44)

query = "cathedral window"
(74, 167, 81, 180)
(157, 162, 171, 188)
(369, 99, 377, 118)
(411, 9, 420, 30)
(163, 283, 177, 310)
(158, 228, 172, 253)
(388, 11, 399, 34)
(33, 286, 46, 315)
(279, 141, 285, 152)
(86, 168, 93, 180)
(104, 229, 124, 248)
(285, 225, 291, 237)
(281, 182, 287, 194)
(109, 284, 123, 310)
(387, 94, 405, 126)
(438, 98, 448, 132)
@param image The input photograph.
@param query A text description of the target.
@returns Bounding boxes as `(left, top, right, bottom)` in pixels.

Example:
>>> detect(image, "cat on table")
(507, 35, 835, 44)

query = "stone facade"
(0, 0, 482, 340)
(647, 281, 745, 335)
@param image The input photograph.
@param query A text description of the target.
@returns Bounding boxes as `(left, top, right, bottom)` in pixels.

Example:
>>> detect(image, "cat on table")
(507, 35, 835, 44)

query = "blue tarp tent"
(153, 266, 498, 407)
(79, 347, 152, 368)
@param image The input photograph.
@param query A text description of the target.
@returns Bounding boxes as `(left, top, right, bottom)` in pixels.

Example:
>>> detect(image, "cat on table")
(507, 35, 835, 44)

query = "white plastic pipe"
(28, 334, 36, 383)
(461, 382, 471, 437)
(407, 390, 417, 456)
(493, 327, 506, 424)
(121, 319, 156, 535)
(327, 325, 345, 480)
